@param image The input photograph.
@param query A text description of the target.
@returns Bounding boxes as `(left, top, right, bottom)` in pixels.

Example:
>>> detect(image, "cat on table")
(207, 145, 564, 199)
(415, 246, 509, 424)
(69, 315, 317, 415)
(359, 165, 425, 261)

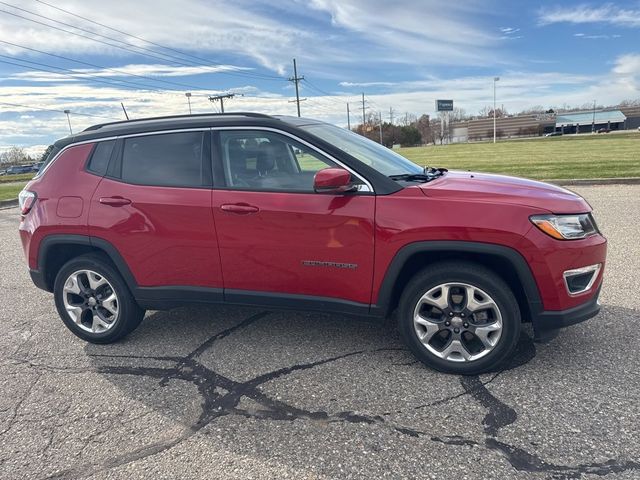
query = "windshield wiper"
(389, 167, 447, 183)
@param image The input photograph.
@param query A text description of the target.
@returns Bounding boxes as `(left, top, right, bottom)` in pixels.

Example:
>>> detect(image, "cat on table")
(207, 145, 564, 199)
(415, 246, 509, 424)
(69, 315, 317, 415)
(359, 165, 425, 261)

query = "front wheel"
(398, 261, 521, 374)
(54, 253, 145, 344)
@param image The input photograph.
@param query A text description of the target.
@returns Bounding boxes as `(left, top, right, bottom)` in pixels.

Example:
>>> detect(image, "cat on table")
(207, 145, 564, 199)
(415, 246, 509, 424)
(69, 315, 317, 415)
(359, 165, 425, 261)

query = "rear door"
(89, 130, 223, 290)
(211, 128, 376, 307)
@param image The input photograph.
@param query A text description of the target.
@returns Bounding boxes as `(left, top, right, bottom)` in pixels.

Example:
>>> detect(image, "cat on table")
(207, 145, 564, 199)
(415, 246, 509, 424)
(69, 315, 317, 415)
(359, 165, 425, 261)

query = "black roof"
(54, 112, 324, 148)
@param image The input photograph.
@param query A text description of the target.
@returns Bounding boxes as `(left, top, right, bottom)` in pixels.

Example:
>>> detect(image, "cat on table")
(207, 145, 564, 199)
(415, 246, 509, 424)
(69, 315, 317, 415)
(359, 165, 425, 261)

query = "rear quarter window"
(87, 140, 116, 176)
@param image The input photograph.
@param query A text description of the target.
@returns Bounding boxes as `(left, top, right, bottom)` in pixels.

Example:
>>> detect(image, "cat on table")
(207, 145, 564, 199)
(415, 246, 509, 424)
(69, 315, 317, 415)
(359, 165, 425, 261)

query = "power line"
(33, 0, 286, 81)
(0, 55, 171, 91)
(0, 3, 285, 82)
(0, 40, 210, 91)
(0, 39, 214, 91)
(301, 79, 346, 106)
(0, 100, 119, 120)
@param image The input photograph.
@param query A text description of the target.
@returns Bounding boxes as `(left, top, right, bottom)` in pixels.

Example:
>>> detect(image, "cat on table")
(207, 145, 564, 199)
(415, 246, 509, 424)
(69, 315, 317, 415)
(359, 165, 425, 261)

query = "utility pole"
(346, 103, 351, 130)
(289, 58, 304, 117)
(185, 92, 192, 115)
(63, 109, 72, 134)
(378, 112, 383, 144)
(592, 99, 596, 133)
(208, 93, 239, 113)
(493, 76, 500, 143)
(389, 106, 394, 125)
(361, 92, 366, 126)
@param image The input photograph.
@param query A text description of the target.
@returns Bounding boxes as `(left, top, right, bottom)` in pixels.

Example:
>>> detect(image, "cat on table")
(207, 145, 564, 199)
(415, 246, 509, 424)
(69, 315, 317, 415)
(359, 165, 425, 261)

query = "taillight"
(18, 190, 37, 215)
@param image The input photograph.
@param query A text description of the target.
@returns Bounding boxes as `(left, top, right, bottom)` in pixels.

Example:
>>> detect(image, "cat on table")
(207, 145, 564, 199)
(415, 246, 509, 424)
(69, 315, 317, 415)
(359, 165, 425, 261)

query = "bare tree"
(0, 146, 32, 165)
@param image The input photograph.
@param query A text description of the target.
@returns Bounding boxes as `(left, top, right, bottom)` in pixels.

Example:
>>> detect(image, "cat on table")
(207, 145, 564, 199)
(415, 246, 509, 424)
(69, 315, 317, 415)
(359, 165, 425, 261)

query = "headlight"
(530, 213, 599, 240)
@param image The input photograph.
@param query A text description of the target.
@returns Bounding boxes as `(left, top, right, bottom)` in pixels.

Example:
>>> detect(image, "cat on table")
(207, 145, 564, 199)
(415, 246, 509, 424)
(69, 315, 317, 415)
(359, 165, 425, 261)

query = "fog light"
(563, 264, 601, 296)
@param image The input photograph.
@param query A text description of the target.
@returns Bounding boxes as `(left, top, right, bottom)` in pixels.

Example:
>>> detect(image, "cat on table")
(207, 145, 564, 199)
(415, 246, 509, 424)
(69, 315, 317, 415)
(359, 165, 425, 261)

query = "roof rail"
(82, 112, 276, 132)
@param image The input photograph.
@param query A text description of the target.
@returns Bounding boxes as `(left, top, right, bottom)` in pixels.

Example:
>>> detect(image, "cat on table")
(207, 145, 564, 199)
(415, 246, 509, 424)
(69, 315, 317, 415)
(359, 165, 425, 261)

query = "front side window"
(219, 130, 354, 192)
(121, 131, 206, 187)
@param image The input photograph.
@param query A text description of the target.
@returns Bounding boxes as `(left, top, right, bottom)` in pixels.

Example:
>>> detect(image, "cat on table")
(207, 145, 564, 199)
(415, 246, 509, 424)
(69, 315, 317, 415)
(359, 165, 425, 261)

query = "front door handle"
(220, 203, 259, 214)
(99, 196, 131, 207)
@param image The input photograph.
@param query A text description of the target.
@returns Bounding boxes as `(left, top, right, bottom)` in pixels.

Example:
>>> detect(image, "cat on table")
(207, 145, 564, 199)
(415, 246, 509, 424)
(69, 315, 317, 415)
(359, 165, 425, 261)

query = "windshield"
(299, 123, 423, 177)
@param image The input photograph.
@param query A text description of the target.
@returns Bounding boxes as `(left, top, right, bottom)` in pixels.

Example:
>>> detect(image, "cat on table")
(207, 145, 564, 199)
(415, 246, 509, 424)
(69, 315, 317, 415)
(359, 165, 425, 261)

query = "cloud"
(0, 0, 505, 78)
(573, 33, 621, 39)
(3, 52, 639, 147)
(339, 81, 396, 87)
(539, 4, 640, 27)
(8, 63, 255, 84)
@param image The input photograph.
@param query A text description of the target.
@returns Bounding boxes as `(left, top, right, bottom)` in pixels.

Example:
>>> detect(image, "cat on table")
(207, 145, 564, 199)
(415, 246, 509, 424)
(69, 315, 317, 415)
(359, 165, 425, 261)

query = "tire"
(53, 253, 145, 344)
(398, 261, 521, 375)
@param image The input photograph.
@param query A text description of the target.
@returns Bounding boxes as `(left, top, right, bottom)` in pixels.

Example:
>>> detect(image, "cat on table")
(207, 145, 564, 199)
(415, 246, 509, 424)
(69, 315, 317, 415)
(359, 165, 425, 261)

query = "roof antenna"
(120, 102, 130, 120)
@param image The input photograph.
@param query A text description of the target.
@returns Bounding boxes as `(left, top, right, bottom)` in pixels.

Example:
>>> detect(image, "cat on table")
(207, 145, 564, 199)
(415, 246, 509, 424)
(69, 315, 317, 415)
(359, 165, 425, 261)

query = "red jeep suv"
(19, 113, 606, 374)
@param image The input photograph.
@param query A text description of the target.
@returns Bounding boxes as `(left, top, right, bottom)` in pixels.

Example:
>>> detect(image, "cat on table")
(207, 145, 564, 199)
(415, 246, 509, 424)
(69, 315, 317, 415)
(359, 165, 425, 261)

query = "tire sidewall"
(398, 263, 521, 374)
(53, 255, 140, 344)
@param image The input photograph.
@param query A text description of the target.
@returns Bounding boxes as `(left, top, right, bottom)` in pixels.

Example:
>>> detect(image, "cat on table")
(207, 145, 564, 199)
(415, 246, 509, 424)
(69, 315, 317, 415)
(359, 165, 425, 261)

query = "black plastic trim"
(532, 286, 601, 341)
(135, 286, 223, 310)
(375, 241, 543, 316)
(224, 289, 375, 317)
(29, 269, 48, 291)
(35, 234, 138, 293)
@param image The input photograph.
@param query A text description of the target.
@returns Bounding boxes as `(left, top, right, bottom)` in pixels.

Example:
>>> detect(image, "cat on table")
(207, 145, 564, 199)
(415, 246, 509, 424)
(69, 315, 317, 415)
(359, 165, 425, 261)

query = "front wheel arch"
(375, 241, 542, 322)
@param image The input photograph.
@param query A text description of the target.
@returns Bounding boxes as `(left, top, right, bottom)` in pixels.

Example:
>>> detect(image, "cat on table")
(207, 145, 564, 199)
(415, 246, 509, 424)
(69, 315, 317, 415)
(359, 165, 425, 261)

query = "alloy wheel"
(413, 282, 503, 362)
(62, 269, 119, 333)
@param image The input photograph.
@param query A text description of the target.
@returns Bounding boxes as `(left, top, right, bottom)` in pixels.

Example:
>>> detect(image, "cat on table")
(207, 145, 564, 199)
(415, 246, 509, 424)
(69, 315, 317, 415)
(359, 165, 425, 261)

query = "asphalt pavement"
(1, 184, 639, 479)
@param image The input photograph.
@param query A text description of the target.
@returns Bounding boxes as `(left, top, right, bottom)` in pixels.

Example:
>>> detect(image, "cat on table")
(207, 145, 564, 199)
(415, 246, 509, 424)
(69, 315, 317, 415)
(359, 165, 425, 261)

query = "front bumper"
(531, 285, 601, 342)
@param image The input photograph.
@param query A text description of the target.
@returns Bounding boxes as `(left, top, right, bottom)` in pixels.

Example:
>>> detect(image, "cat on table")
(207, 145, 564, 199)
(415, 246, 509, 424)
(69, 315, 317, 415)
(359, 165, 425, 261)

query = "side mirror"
(314, 167, 354, 194)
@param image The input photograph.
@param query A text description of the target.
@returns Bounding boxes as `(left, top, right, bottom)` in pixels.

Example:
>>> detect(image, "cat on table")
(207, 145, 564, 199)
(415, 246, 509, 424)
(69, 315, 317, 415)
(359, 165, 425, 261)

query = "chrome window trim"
(34, 128, 212, 180)
(34, 126, 374, 193)
(563, 263, 602, 296)
(211, 126, 374, 193)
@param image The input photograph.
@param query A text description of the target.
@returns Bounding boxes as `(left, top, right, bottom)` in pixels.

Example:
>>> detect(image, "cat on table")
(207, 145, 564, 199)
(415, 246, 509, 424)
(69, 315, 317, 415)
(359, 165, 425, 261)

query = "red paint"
(212, 190, 375, 303)
(313, 167, 352, 192)
(19, 143, 606, 316)
(89, 177, 223, 288)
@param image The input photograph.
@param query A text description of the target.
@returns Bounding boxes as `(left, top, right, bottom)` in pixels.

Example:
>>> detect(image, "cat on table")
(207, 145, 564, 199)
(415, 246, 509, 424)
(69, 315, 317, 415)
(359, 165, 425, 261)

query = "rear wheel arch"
(37, 234, 137, 293)
(375, 241, 542, 321)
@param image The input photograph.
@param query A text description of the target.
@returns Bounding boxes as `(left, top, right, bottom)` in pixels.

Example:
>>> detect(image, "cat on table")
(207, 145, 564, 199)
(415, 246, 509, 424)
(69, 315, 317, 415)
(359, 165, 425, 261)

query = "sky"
(0, 0, 639, 155)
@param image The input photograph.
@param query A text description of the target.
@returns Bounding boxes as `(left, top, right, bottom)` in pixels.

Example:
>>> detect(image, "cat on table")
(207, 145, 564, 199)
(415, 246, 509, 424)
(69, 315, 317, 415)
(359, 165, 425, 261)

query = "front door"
(212, 129, 375, 306)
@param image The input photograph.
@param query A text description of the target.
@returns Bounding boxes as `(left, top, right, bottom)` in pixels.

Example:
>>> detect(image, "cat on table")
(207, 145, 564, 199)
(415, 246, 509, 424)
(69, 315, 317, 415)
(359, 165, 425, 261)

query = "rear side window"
(87, 140, 115, 175)
(120, 132, 206, 187)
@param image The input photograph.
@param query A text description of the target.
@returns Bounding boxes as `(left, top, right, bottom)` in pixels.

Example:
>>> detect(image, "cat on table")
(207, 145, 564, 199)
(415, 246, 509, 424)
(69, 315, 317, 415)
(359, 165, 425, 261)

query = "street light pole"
(63, 109, 72, 134)
(493, 77, 500, 143)
(185, 92, 192, 115)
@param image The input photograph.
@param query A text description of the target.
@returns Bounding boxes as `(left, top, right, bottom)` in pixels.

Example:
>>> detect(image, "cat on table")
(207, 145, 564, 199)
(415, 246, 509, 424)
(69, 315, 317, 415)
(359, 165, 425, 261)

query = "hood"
(418, 171, 591, 214)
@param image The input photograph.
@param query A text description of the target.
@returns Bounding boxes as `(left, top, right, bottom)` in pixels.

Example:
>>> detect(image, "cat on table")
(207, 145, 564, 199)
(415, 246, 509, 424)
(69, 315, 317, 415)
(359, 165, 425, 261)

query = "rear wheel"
(398, 261, 520, 374)
(54, 254, 145, 344)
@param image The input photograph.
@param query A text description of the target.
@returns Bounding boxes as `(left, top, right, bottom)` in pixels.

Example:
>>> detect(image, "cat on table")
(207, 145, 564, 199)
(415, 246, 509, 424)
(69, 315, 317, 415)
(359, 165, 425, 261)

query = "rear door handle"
(99, 196, 131, 207)
(220, 203, 259, 214)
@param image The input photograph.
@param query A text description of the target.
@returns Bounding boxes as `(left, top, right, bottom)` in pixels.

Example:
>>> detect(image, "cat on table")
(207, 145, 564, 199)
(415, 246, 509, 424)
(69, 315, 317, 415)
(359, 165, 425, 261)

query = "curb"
(0, 198, 18, 209)
(549, 177, 640, 186)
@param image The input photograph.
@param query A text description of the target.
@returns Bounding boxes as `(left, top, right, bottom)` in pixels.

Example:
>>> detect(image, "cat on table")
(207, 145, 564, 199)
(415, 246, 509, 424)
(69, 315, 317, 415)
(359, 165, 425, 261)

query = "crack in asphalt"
(456, 340, 640, 479)
(7, 313, 636, 480)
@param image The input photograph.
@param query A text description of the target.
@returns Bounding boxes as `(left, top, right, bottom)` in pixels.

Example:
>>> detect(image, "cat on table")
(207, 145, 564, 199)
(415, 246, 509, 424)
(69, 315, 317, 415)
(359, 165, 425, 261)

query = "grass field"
(397, 131, 640, 180)
(0, 173, 35, 184)
(0, 133, 638, 201)
(0, 183, 26, 201)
